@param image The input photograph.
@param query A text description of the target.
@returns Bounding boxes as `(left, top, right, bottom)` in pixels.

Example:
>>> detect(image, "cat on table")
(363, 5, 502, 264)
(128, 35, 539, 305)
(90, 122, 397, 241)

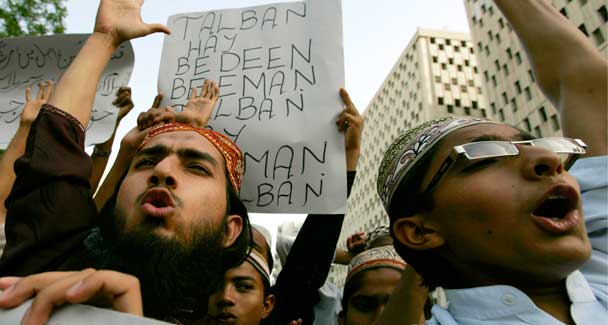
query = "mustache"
(136, 185, 184, 208)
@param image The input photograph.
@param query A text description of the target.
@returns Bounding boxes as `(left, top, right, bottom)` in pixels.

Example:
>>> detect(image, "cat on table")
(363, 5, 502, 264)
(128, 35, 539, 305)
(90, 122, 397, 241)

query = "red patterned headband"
(138, 123, 244, 193)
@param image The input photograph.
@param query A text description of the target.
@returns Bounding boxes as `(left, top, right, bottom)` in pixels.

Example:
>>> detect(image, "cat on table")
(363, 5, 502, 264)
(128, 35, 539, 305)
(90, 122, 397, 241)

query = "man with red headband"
(0, 0, 251, 322)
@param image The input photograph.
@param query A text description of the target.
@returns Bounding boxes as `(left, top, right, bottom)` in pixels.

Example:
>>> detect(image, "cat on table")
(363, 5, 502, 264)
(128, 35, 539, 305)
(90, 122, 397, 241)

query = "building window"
(579, 24, 589, 37)
(551, 114, 560, 131)
(534, 126, 542, 138)
(599, 5, 608, 22)
(485, 45, 490, 56)
(439, 44, 444, 50)
(435, 76, 441, 83)
(438, 97, 444, 105)
(593, 28, 605, 45)
(441, 63, 447, 70)
(432, 56, 438, 63)
(488, 31, 494, 41)
(514, 81, 522, 94)
(491, 103, 497, 114)
(461, 85, 468, 92)
(448, 58, 454, 65)
(464, 59, 470, 67)
(523, 118, 532, 131)
(539, 106, 548, 121)
(455, 99, 461, 107)
(499, 109, 505, 121)
(506, 48, 513, 59)
(560, 7, 568, 18)
(457, 65, 463, 72)
(468, 79, 475, 86)
(524, 87, 532, 101)
(528, 70, 536, 82)
(430, 37, 436, 44)
(484, 71, 489, 81)
(492, 76, 497, 87)
(455, 46, 460, 52)
(502, 92, 508, 105)
(451, 78, 457, 85)
(464, 107, 471, 115)
(515, 52, 522, 64)
(579, 0, 587, 6)
(447, 105, 454, 113)
(472, 100, 478, 109)
(503, 64, 509, 76)
(511, 98, 518, 112)
(444, 83, 451, 91)
(446, 39, 451, 45)
(498, 18, 505, 29)
(481, 109, 487, 117)
(496, 33, 501, 44)
(495, 60, 501, 70)
(473, 66, 478, 73)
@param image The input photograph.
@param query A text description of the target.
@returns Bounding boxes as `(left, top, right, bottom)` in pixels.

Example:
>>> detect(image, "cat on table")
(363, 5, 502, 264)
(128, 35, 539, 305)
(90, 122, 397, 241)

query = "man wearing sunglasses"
(377, 0, 607, 324)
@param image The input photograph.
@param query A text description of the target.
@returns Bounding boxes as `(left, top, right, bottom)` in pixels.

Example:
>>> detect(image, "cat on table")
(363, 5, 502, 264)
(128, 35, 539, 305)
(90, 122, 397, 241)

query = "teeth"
(547, 195, 567, 200)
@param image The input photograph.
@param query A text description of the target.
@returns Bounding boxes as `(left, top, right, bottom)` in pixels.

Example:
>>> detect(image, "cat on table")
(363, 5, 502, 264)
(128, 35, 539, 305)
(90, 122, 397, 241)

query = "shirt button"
(502, 293, 516, 306)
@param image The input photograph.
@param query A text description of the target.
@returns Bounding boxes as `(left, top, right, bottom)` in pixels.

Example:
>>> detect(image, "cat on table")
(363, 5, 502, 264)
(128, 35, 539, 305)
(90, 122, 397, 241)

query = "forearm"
(94, 148, 130, 212)
(47, 33, 118, 127)
(495, 0, 607, 157)
(376, 266, 428, 325)
(89, 133, 116, 192)
(494, 0, 605, 101)
(0, 125, 31, 221)
(333, 248, 354, 265)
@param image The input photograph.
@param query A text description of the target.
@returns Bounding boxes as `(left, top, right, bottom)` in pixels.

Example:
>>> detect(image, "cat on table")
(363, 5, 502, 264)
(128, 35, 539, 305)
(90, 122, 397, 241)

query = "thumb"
(145, 23, 171, 36)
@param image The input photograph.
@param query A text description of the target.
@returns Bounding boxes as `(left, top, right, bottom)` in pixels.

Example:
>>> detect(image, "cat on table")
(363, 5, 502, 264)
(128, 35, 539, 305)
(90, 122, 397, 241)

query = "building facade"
(332, 28, 489, 288)
(463, 0, 607, 137)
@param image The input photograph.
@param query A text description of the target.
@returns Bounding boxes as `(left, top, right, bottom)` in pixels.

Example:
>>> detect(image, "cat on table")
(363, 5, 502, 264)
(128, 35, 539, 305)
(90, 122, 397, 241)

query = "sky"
(63, 0, 471, 245)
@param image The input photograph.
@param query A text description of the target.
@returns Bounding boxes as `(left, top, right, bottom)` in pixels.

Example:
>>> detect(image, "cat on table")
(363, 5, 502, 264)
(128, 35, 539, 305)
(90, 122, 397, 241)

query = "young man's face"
(115, 130, 234, 246)
(206, 260, 273, 325)
(419, 123, 591, 285)
(205, 230, 274, 325)
(339, 267, 401, 325)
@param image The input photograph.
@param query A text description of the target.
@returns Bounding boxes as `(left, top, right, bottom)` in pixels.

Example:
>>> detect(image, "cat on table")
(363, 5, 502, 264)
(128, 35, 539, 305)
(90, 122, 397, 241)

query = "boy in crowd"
(378, 0, 606, 323)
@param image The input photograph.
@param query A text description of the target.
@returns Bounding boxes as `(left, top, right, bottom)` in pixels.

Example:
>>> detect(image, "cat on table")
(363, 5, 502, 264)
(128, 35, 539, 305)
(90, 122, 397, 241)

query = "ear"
(222, 214, 243, 248)
(338, 310, 344, 325)
(261, 294, 276, 319)
(392, 214, 444, 250)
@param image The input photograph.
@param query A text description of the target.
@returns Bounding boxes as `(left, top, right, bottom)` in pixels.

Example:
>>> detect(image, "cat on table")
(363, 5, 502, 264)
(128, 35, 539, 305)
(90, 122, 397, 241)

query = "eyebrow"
(135, 145, 220, 168)
(232, 275, 257, 282)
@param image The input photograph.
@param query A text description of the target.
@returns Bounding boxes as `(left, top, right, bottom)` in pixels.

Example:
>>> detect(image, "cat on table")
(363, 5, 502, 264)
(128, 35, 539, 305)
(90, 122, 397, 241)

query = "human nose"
(148, 157, 178, 189)
(519, 144, 564, 180)
(215, 285, 237, 308)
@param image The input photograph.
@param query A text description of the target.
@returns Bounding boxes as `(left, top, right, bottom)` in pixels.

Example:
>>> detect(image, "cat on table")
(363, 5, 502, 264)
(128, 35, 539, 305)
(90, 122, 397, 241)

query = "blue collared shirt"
(428, 156, 608, 324)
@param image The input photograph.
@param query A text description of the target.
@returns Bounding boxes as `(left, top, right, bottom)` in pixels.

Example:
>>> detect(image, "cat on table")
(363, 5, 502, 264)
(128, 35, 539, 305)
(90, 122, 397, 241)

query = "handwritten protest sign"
(0, 34, 134, 148)
(158, 0, 346, 213)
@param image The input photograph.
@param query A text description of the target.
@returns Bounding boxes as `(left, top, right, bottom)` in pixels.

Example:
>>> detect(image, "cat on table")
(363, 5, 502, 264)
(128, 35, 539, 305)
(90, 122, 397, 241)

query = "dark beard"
(88, 201, 226, 321)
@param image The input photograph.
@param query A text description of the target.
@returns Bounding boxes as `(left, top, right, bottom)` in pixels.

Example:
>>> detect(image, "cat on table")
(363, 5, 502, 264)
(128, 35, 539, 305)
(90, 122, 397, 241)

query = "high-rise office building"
(463, 0, 607, 138)
(332, 28, 489, 288)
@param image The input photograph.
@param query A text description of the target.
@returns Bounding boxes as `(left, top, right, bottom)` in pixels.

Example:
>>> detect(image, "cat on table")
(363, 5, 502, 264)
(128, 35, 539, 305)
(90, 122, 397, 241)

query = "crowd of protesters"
(0, 0, 605, 324)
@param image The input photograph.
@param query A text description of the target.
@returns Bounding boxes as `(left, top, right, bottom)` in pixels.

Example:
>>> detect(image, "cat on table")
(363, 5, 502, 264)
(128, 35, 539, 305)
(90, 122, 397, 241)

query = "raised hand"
(112, 87, 135, 122)
(20, 81, 53, 126)
(336, 88, 364, 171)
(176, 79, 220, 128)
(0, 269, 143, 325)
(346, 231, 368, 255)
(94, 0, 171, 46)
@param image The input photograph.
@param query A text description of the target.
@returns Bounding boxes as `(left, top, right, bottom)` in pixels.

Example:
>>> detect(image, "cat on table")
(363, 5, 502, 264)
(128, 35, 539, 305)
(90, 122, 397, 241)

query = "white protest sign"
(0, 298, 170, 324)
(158, 0, 346, 214)
(0, 34, 134, 148)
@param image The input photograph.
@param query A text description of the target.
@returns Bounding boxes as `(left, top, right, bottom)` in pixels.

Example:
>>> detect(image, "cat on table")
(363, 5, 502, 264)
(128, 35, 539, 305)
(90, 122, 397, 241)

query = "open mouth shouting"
(140, 187, 176, 219)
(532, 184, 581, 234)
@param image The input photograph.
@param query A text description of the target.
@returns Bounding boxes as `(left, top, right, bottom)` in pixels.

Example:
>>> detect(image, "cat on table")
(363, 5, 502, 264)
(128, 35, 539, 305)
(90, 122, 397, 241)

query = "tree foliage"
(0, 0, 67, 38)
